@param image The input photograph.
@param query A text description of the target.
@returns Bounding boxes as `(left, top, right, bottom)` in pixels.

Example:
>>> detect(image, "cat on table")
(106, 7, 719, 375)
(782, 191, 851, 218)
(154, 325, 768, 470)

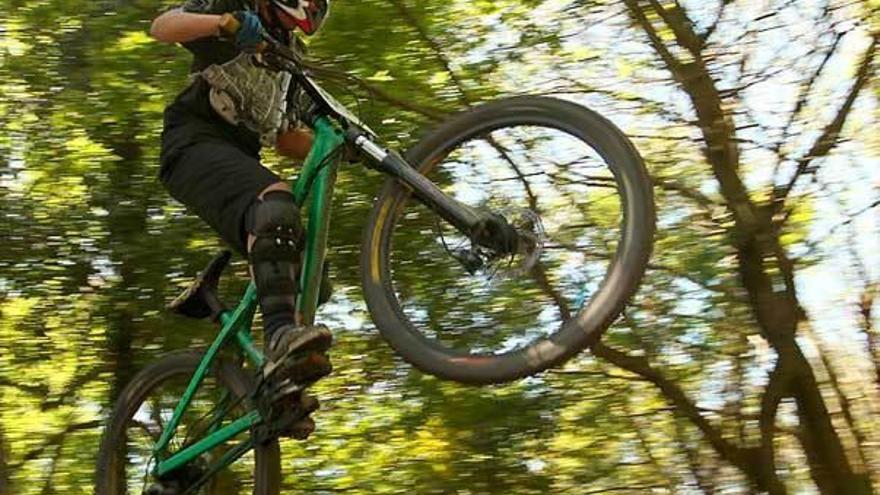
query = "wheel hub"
(452, 207, 545, 278)
(494, 207, 545, 278)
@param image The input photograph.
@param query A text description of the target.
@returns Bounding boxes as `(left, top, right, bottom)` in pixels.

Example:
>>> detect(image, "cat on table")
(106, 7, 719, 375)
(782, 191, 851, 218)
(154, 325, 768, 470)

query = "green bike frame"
(151, 117, 345, 478)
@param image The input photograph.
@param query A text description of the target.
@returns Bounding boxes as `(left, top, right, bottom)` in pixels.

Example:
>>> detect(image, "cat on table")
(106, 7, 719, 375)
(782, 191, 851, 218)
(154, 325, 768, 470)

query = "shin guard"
(247, 190, 303, 328)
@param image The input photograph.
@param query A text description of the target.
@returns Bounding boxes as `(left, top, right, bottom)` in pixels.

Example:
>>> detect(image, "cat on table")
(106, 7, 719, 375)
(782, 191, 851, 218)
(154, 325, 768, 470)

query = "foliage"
(0, 0, 878, 493)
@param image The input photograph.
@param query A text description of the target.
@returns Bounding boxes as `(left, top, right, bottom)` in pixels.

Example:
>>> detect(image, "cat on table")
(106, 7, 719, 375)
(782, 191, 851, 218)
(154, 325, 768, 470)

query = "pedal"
(262, 352, 332, 385)
(288, 416, 316, 440)
(277, 392, 320, 440)
(252, 388, 322, 442)
(258, 356, 329, 408)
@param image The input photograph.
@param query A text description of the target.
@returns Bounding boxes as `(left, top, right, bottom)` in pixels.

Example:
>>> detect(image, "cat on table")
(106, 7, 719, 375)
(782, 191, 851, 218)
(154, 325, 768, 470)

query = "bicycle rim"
(95, 352, 280, 495)
(362, 96, 654, 384)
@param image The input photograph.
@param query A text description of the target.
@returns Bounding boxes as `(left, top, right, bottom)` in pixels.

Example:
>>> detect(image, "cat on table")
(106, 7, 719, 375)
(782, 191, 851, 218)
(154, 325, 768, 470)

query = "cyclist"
(150, 0, 331, 437)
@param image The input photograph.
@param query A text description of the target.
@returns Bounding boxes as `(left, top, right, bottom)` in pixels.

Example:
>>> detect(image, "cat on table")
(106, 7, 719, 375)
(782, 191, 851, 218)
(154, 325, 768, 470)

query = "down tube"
(295, 118, 344, 325)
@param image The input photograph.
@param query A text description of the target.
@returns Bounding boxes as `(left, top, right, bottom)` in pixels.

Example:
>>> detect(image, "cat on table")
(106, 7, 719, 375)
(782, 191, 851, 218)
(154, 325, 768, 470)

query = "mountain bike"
(95, 14, 655, 495)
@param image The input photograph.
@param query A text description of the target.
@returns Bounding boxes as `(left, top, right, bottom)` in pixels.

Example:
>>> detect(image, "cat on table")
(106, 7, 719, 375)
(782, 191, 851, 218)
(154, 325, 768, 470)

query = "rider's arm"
(150, 8, 222, 44)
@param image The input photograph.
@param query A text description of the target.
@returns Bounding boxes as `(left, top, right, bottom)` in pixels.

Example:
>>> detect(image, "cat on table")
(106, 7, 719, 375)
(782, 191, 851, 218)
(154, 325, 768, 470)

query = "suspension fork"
(350, 131, 519, 253)
(350, 132, 483, 233)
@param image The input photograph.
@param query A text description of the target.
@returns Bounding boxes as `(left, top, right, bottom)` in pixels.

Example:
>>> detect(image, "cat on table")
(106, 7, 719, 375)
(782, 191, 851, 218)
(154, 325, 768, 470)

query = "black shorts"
(159, 80, 281, 255)
(160, 139, 281, 256)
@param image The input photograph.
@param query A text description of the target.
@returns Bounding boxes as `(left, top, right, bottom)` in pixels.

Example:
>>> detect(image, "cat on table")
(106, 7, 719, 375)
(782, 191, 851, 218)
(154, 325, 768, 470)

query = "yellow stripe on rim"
(370, 152, 444, 284)
(371, 199, 392, 283)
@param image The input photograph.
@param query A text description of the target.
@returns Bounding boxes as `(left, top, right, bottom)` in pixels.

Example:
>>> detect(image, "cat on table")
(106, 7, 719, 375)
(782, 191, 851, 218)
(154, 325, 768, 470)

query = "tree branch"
(623, 0, 682, 75)
(806, 327, 873, 475)
(700, 0, 732, 45)
(582, 484, 667, 494)
(625, 0, 761, 238)
(40, 367, 102, 411)
(352, 78, 449, 121)
(483, 136, 539, 211)
(622, 0, 872, 491)
(757, 358, 790, 494)
(653, 176, 723, 212)
(39, 442, 62, 495)
(591, 342, 746, 471)
(530, 262, 572, 321)
(623, 397, 677, 491)
(11, 420, 101, 469)
(860, 280, 880, 392)
(388, 0, 471, 107)
(0, 376, 49, 397)
(0, 424, 8, 495)
(675, 418, 718, 495)
(846, 219, 880, 393)
(774, 35, 877, 208)
(776, 31, 844, 154)
(721, 65, 790, 98)
(646, 0, 704, 57)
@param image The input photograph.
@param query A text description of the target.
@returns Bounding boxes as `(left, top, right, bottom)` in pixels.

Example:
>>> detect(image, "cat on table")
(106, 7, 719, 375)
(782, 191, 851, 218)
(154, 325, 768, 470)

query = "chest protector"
(200, 52, 293, 147)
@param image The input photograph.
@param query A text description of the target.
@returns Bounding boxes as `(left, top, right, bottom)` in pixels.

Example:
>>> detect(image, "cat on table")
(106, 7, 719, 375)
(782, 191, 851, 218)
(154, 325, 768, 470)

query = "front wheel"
(362, 96, 655, 384)
(95, 351, 280, 495)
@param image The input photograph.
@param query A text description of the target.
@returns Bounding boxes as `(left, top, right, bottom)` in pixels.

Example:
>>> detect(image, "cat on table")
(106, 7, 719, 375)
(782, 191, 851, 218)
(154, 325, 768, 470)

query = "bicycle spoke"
(181, 389, 244, 450)
(131, 419, 161, 442)
(105, 359, 265, 495)
(181, 439, 256, 495)
(388, 121, 622, 354)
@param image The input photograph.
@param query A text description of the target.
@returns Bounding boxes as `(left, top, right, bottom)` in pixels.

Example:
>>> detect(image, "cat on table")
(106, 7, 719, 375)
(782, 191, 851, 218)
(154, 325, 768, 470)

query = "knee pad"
(247, 190, 303, 315)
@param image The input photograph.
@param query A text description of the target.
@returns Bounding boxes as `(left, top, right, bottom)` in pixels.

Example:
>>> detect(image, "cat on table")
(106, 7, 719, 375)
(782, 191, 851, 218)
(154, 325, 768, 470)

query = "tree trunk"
(789, 347, 873, 494)
(101, 130, 146, 403)
(0, 422, 9, 495)
(621, 2, 875, 492)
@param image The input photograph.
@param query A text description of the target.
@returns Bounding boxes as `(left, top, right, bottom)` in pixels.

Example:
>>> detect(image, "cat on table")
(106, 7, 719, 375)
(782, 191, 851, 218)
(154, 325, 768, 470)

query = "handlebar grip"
(218, 13, 241, 36)
(219, 12, 270, 52)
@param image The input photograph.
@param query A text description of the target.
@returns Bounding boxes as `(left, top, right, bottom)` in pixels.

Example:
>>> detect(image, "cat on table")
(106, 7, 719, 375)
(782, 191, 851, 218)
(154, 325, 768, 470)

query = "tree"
(542, 0, 877, 492)
(0, 0, 877, 493)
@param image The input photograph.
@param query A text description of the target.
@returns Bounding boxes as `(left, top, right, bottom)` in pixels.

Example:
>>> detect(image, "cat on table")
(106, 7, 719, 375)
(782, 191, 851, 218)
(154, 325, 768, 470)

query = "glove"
(231, 10, 266, 52)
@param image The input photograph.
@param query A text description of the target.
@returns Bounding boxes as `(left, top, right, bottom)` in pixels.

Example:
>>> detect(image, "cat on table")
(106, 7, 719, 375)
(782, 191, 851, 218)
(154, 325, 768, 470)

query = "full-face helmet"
(270, 0, 329, 35)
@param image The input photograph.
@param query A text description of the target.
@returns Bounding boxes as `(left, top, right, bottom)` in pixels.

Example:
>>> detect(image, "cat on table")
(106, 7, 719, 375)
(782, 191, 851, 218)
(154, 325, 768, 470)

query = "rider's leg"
(246, 182, 299, 336)
(245, 182, 332, 376)
(249, 183, 333, 305)
(160, 137, 328, 438)
(160, 141, 331, 378)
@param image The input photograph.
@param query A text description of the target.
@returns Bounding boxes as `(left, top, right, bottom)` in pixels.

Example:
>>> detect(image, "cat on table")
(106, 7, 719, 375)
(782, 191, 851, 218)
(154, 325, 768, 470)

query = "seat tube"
(294, 118, 344, 325)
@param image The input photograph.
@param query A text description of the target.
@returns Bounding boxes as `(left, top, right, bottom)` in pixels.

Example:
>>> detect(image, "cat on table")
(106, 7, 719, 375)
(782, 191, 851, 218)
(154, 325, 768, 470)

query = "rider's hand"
(230, 11, 266, 52)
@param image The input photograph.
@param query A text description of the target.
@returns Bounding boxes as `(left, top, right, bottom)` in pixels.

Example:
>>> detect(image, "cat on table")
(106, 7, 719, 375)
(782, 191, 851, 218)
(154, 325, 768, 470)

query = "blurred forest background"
(1, 0, 879, 493)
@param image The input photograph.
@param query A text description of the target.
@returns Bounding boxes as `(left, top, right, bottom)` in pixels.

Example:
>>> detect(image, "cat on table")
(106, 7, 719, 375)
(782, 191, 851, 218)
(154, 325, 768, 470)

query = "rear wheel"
(95, 351, 280, 495)
(361, 96, 654, 384)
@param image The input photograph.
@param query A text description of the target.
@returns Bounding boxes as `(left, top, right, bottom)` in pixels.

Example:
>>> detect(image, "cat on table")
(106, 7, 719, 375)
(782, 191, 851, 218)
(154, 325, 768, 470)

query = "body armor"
(200, 52, 296, 147)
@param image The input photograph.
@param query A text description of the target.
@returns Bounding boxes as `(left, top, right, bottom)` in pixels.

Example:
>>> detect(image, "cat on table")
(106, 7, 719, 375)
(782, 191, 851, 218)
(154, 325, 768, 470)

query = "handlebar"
(217, 12, 487, 240)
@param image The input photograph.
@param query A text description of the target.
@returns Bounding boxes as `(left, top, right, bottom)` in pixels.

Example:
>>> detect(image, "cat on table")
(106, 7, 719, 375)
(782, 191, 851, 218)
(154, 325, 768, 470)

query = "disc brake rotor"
(493, 206, 545, 279)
